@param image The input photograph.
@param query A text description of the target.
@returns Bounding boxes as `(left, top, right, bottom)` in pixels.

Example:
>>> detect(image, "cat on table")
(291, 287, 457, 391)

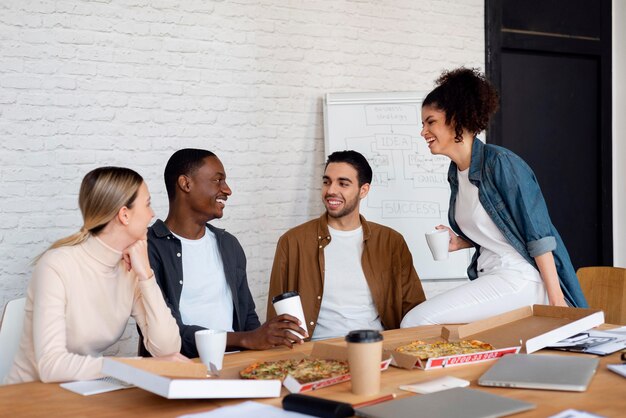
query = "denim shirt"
(138, 219, 261, 358)
(447, 138, 587, 307)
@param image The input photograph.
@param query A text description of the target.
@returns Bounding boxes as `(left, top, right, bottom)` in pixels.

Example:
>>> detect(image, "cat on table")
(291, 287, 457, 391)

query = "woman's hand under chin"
(122, 239, 153, 281)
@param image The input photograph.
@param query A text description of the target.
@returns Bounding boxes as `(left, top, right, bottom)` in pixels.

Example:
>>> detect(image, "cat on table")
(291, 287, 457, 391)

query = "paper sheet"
(607, 363, 626, 378)
(178, 401, 312, 418)
(60, 377, 134, 396)
(548, 329, 626, 355)
(604, 326, 626, 335)
(399, 376, 470, 394)
(549, 409, 606, 418)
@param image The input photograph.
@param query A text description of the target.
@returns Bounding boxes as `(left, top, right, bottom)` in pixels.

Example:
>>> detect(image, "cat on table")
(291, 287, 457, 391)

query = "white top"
(6, 236, 181, 384)
(455, 168, 542, 282)
(174, 227, 234, 332)
(313, 226, 383, 340)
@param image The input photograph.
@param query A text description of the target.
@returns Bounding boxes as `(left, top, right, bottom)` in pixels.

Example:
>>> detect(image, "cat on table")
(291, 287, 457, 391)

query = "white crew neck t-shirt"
(173, 227, 234, 331)
(312, 225, 383, 340)
(455, 168, 541, 282)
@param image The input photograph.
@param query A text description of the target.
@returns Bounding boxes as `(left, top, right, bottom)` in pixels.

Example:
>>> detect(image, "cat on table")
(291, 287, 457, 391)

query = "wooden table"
(2, 325, 625, 417)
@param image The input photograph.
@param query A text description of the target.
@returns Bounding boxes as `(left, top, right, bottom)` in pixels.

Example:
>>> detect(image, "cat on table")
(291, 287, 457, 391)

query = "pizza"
(239, 359, 301, 381)
(394, 339, 495, 359)
(240, 358, 349, 383)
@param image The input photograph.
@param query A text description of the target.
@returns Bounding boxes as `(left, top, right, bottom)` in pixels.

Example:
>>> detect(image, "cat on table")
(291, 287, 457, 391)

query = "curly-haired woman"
(401, 68, 587, 327)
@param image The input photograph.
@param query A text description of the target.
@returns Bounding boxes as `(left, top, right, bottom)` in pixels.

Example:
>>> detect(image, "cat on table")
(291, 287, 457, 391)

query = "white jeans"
(400, 272, 549, 327)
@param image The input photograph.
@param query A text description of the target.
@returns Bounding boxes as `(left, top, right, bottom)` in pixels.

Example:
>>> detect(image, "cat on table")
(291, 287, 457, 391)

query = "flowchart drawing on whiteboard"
(324, 92, 471, 280)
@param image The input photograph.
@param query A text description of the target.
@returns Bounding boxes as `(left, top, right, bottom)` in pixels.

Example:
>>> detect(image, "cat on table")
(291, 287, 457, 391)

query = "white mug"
(425, 229, 450, 261)
(195, 329, 227, 370)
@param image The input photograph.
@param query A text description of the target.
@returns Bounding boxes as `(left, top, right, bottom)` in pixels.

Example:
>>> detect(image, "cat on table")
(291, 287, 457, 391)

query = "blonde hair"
(35, 167, 143, 261)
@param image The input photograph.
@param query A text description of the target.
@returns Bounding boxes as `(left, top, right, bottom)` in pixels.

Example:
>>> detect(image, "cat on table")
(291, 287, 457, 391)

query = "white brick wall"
(0, 0, 483, 356)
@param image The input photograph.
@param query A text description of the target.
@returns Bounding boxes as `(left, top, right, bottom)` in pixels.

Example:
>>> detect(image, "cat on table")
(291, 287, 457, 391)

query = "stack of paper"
(548, 327, 626, 355)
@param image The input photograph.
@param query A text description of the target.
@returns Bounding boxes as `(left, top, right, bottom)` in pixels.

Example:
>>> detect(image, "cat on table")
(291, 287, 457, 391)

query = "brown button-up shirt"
(267, 214, 425, 337)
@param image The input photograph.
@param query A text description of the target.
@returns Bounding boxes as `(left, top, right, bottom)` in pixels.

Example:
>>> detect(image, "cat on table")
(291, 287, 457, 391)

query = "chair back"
(0, 297, 26, 384)
(577, 267, 626, 325)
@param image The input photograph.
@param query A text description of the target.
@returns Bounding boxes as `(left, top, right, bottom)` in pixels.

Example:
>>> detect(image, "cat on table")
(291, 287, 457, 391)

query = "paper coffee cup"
(425, 229, 449, 261)
(195, 329, 227, 370)
(272, 291, 307, 339)
(346, 330, 383, 396)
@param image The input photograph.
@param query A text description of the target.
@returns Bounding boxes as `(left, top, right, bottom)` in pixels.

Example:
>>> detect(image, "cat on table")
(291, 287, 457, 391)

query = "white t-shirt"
(312, 225, 383, 340)
(174, 227, 234, 331)
(455, 168, 542, 282)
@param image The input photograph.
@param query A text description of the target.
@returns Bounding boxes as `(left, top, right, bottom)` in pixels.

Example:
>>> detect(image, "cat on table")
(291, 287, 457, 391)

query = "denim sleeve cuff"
(527, 236, 556, 257)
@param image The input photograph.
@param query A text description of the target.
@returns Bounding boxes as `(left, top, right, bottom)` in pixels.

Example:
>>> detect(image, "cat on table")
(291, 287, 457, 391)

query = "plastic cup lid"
(272, 291, 300, 304)
(345, 329, 383, 343)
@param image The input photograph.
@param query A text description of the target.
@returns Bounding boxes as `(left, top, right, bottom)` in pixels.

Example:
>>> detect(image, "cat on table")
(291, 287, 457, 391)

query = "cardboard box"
(389, 305, 604, 370)
(389, 341, 520, 370)
(102, 344, 392, 397)
(101, 358, 281, 399)
(282, 342, 392, 393)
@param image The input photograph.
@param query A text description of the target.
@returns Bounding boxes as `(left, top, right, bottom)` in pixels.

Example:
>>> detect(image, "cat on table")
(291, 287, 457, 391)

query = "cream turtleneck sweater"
(6, 235, 181, 384)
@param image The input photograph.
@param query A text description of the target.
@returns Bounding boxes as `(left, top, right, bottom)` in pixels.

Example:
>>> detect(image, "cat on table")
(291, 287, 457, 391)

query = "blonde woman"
(6, 167, 183, 384)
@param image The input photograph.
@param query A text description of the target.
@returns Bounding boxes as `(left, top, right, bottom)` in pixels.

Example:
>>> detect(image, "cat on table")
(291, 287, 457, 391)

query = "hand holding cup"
(272, 291, 307, 340)
(425, 228, 450, 261)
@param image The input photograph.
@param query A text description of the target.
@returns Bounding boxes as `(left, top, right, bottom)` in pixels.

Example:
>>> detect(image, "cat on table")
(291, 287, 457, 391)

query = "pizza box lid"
(445, 305, 604, 354)
(281, 342, 392, 393)
(388, 305, 604, 370)
(101, 358, 281, 399)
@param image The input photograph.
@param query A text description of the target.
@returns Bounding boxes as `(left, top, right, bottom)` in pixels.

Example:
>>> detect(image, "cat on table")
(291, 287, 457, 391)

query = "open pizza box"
(273, 342, 392, 394)
(389, 305, 605, 370)
(101, 357, 281, 399)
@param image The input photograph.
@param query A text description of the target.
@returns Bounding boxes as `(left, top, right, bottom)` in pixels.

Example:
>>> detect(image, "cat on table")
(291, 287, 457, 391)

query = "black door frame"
(484, 0, 613, 266)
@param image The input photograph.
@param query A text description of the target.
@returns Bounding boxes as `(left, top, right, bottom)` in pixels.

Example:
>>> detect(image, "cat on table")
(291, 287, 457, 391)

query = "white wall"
(613, 0, 626, 267)
(0, 0, 484, 355)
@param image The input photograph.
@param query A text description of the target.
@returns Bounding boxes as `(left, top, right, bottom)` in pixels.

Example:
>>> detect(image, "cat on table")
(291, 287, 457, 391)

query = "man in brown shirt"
(267, 150, 426, 340)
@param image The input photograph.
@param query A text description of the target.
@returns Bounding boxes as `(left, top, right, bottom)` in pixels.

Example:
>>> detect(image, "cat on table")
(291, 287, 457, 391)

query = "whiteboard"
(323, 92, 471, 280)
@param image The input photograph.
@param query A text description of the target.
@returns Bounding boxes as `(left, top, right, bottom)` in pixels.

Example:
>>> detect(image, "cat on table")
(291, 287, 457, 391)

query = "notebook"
(478, 354, 599, 392)
(60, 376, 134, 396)
(356, 387, 534, 418)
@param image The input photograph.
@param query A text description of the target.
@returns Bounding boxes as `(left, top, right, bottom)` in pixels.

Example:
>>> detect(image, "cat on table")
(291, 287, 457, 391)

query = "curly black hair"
(422, 67, 499, 142)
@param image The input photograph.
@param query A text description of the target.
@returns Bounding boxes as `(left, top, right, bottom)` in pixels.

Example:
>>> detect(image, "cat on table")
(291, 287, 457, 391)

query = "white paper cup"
(272, 291, 307, 339)
(425, 229, 450, 261)
(195, 329, 227, 370)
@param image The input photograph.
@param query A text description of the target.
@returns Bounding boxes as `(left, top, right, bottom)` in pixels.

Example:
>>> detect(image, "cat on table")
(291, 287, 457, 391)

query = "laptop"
(356, 387, 535, 418)
(478, 354, 599, 392)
